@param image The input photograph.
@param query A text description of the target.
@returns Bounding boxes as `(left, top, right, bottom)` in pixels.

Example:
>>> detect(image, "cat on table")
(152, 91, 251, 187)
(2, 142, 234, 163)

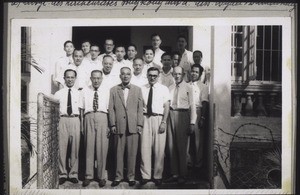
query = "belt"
(143, 113, 163, 117)
(85, 111, 107, 116)
(170, 108, 189, 112)
(60, 114, 79, 117)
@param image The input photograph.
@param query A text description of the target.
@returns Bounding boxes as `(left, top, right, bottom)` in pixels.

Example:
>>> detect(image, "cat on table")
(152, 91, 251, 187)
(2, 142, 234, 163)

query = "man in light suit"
(108, 67, 144, 187)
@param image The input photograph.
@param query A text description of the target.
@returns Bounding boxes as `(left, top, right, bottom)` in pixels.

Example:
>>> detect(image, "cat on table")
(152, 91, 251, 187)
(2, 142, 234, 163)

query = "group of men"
(53, 33, 209, 188)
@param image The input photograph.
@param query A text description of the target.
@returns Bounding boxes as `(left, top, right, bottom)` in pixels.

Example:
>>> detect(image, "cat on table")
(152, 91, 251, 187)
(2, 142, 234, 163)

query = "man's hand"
(106, 127, 111, 138)
(199, 117, 205, 128)
(187, 124, 195, 135)
(158, 122, 166, 134)
(111, 126, 117, 134)
(137, 126, 142, 135)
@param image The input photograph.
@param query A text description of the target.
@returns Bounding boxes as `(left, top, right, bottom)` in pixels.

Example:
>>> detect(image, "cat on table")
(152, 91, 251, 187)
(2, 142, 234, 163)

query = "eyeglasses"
(148, 74, 158, 78)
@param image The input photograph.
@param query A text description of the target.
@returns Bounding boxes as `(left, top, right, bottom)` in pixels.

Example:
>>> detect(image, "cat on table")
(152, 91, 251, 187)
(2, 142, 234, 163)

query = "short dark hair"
(172, 51, 181, 58)
(133, 57, 144, 63)
(90, 44, 100, 51)
(161, 52, 172, 59)
(91, 69, 103, 76)
(103, 55, 113, 61)
(81, 40, 91, 45)
(151, 33, 161, 39)
(104, 38, 114, 44)
(193, 50, 203, 58)
(191, 64, 204, 75)
(115, 45, 126, 50)
(64, 69, 77, 77)
(177, 35, 187, 42)
(63, 40, 73, 47)
(147, 67, 160, 75)
(128, 44, 137, 51)
(144, 47, 155, 55)
(73, 49, 84, 56)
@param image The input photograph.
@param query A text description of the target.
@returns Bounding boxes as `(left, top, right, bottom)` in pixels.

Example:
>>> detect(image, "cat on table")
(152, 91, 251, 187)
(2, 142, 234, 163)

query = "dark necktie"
(147, 85, 153, 115)
(93, 90, 98, 112)
(67, 88, 72, 115)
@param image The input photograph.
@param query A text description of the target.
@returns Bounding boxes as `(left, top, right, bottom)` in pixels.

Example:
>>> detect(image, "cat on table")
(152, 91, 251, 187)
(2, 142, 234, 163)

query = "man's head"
(64, 69, 77, 88)
(151, 33, 162, 49)
(64, 40, 75, 56)
(143, 48, 155, 64)
(177, 35, 188, 51)
(102, 55, 114, 74)
(132, 58, 144, 75)
(115, 45, 126, 61)
(172, 51, 181, 67)
(81, 40, 91, 55)
(127, 44, 137, 60)
(161, 52, 172, 68)
(190, 64, 204, 82)
(73, 49, 84, 66)
(90, 70, 103, 89)
(104, 38, 114, 54)
(90, 45, 100, 60)
(119, 67, 132, 85)
(193, 50, 203, 64)
(147, 67, 160, 86)
(172, 66, 184, 84)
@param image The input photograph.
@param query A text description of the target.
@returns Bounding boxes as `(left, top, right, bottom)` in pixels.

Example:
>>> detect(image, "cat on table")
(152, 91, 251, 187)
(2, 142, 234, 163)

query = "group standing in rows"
(53, 33, 209, 187)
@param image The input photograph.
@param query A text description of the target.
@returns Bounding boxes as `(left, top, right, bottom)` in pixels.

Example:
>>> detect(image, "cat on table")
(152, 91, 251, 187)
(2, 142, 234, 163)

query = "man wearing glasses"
(99, 38, 117, 62)
(140, 67, 170, 186)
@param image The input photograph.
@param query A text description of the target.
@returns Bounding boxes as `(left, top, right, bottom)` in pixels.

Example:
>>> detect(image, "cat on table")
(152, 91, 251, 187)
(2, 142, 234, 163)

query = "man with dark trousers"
(108, 67, 144, 187)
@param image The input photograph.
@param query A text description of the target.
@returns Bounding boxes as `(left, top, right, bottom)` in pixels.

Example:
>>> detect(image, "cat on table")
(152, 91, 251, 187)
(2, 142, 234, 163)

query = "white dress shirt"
(158, 68, 174, 88)
(67, 61, 92, 89)
(153, 48, 165, 68)
(131, 73, 148, 87)
(54, 56, 73, 85)
(54, 87, 82, 115)
(179, 49, 194, 82)
(101, 71, 120, 89)
(141, 82, 170, 115)
(111, 59, 131, 76)
(81, 85, 110, 114)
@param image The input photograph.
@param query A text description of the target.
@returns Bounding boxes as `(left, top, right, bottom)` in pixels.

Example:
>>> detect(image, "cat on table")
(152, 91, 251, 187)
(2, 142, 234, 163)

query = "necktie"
(172, 85, 179, 109)
(67, 88, 72, 115)
(147, 85, 153, 115)
(93, 90, 98, 112)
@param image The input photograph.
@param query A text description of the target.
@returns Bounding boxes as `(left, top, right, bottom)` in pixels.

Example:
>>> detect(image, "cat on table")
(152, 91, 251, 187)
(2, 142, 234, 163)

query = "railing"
(231, 81, 281, 117)
(37, 93, 60, 189)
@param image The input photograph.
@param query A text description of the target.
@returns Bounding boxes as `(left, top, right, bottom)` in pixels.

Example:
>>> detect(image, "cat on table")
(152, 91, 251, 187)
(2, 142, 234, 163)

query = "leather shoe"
(164, 176, 178, 183)
(69, 178, 79, 184)
(128, 180, 136, 186)
(82, 179, 91, 187)
(140, 179, 149, 185)
(111, 180, 121, 187)
(99, 179, 106, 187)
(59, 178, 67, 185)
(154, 179, 162, 186)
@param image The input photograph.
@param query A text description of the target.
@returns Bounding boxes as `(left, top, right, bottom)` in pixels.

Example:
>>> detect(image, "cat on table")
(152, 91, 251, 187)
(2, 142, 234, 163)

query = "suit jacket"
(108, 83, 144, 134)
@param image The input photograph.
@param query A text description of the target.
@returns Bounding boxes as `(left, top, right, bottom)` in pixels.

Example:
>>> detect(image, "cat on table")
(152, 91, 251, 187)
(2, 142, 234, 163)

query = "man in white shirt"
(142, 48, 161, 77)
(54, 40, 74, 89)
(188, 64, 209, 171)
(111, 45, 131, 76)
(82, 40, 92, 60)
(158, 52, 174, 88)
(151, 33, 165, 68)
(67, 49, 91, 90)
(54, 69, 82, 185)
(177, 35, 194, 82)
(165, 66, 196, 185)
(81, 70, 110, 188)
(89, 44, 102, 70)
(193, 50, 209, 84)
(98, 38, 117, 61)
(126, 44, 138, 67)
(131, 58, 148, 87)
(101, 55, 120, 89)
(140, 67, 170, 186)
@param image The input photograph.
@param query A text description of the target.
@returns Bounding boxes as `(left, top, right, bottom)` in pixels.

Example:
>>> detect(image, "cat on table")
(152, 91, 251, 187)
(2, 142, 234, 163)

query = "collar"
(121, 83, 131, 89)
(147, 82, 158, 88)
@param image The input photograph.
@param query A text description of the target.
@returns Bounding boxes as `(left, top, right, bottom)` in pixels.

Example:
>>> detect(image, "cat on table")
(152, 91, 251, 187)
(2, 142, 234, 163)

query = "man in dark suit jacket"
(108, 67, 144, 187)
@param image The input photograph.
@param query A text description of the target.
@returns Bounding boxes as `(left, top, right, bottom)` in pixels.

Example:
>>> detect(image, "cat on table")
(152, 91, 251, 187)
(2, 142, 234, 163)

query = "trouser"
(187, 108, 204, 167)
(114, 131, 139, 181)
(84, 112, 109, 180)
(141, 115, 166, 180)
(167, 110, 190, 177)
(58, 117, 80, 179)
